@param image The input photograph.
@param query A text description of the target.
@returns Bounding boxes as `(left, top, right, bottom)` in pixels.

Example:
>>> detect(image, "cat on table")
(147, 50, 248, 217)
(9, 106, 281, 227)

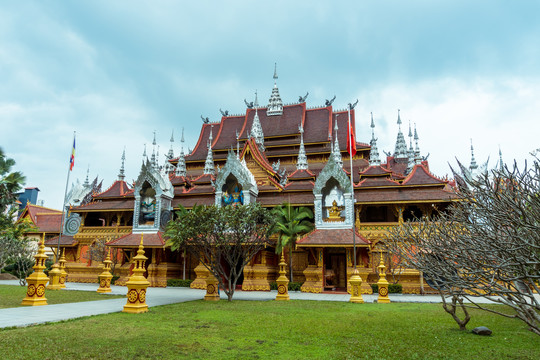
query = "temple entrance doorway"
(323, 248, 346, 291)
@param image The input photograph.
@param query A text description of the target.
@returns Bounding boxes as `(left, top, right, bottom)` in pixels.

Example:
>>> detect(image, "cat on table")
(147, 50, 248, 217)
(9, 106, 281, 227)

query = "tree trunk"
(289, 246, 293, 283)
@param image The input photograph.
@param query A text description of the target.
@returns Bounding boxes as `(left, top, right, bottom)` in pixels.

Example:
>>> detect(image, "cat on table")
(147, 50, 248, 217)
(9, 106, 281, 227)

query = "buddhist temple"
(45, 67, 458, 293)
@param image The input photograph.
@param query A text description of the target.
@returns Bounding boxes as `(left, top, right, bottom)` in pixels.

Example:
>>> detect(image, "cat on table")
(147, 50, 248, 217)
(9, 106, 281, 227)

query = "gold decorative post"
(204, 257, 220, 301)
(377, 255, 391, 303)
(46, 263, 62, 290)
(275, 252, 290, 301)
(97, 250, 113, 293)
(58, 249, 68, 289)
(21, 239, 49, 306)
(348, 269, 364, 303)
(122, 234, 150, 313)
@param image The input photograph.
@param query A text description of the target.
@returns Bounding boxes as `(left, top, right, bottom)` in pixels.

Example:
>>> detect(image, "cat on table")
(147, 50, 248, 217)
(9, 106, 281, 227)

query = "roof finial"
(84, 165, 90, 186)
(394, 109, 408, 159)
(267, 63, 283, 116)
(151, 131, 157, 167)
(333, 115, 343, 167)
(175, 127, 187, 177)
(414, 123, 421, 164)
(498, 146, 504, 171)
(167, 129, 175, 160)
(369, 112, 381, 166)
(251, 91, 265, 151)
(297, 121, 308, 170)
(204, 126, 215, 175)
(142, 143, 147, 162)
(236, 129, 240, 158)
(469, 139, 478, 172)
(118, 148, 126, 181)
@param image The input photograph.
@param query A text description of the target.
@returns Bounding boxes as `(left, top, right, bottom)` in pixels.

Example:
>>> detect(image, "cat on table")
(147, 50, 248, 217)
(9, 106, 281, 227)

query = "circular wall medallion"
(379, 287, 388, 296)
(160, 210, 172, 231)
(64, 214, 82, 236)
(127, 289, 139, 303)
(277, 284, 287, 294)
(36, 284, 45, 297)
(27, 284, 36, 297)
(139, 289, 146, 303)
(207, 284, 216, 294)
(100, 279, 106, 287)
(59, 277, 65, 284)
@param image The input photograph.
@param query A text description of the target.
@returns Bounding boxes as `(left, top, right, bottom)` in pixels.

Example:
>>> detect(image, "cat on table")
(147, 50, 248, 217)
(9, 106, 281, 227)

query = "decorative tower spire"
(236, 129, 240, 158)
(118, 148, 126, 181)
(250, 91, 265, 151)
(297, 122, 308, 170)
(155, 145, 160, 171)
(203, 126, 215, 175)
(267, 63, 283, 116)
(84, 166, 90, 186)
(142, 143, 147, 161)
(175, 127, 187, 177)
(167, 129, 175, 160)
(394, 109, 408, 159)
(369, 112, 381, 166)
(414, 124, 421, 164)
(406, 121, 415, 173)
(469, 139, 478, 172)
(333, 116, 343, 167)
(498, 146, 504, 171)
(150, 131, 157, 168)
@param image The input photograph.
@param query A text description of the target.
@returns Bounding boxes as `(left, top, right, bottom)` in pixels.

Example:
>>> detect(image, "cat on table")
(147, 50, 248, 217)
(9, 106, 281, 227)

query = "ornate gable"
(215, 150, 258, 206)
(133, 159, 174, 233)
(313, 154, 354, 229)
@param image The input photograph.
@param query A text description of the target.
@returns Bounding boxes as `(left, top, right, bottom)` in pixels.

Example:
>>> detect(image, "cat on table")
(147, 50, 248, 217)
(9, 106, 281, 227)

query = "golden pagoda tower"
(58, 249, 68, 289)
(122, 234, 150, 313)
(377, 255, 391, 303)
(21, 239, 49, 306)
(97, 250, 113, 293)
(275, 252, 290, 301)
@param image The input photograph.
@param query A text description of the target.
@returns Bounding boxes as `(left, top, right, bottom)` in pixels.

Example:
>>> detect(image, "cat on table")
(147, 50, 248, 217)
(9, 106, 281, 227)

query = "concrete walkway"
(0, 280, 506, 329)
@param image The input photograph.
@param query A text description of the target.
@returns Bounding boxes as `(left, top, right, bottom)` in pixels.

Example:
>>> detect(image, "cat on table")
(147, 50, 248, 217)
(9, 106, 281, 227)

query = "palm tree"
(0, 147, 25, 212)
(272, 203, 314, 282)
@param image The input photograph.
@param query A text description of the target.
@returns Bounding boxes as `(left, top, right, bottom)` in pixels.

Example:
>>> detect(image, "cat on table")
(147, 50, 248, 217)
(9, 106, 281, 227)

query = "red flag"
(69, 137, 76, 171)
(347, 120, 356, 157)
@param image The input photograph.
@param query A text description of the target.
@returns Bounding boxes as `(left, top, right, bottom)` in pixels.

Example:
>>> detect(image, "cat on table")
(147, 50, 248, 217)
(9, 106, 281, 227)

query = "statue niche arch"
(214, 150, 258, 207)
(313, 154, 354, 229)
(139, 181, 156, 225)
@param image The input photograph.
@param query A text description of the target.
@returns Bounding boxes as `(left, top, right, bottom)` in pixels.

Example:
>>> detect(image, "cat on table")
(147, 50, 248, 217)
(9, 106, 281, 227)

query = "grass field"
(0, 285, 124, 309)
(1, 296, 539, 360)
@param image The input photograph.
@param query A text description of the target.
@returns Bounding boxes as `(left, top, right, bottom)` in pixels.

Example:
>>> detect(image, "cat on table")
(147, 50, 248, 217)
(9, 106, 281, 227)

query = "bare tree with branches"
(387, 159, 540, 334)
(165, 203, 276, 301)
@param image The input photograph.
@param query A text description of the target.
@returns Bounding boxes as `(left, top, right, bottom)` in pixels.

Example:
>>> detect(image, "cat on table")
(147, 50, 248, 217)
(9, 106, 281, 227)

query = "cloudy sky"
(1, 1, 539, 209)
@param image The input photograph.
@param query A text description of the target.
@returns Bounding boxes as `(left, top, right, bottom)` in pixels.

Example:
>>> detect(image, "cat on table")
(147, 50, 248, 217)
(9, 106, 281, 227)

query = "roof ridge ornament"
(414, 124, 422, 165)
(297, 121, 308, 170)
(393, 109, 408, 159)
(250, 90, 265, 151)
(118, 148, 126, 181)
(333, 115, 343, 168)
(267, 63, 283, 116)
(203, 126, 215, 175)
(369, 112, 381, 166)
(469, 139, 478, 172)
(175, 127, 187, 177)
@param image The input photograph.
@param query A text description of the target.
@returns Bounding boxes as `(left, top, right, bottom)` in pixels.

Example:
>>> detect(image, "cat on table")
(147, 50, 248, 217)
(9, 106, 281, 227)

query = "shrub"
(270, 281, 302, 291)
(167, 279, 193, 287)
(111, 275, 120, 285)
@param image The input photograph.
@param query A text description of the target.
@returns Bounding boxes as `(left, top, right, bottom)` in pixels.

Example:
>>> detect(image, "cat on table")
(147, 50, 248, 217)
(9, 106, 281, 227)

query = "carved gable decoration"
(215, 150, 258, 206)
(133, 159, 174, 233)
(313, 154, 354, 229)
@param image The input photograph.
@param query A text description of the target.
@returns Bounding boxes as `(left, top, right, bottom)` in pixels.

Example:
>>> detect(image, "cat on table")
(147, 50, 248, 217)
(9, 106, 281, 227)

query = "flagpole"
(347, 103, 356, 269)
(56, 131, 75, 263)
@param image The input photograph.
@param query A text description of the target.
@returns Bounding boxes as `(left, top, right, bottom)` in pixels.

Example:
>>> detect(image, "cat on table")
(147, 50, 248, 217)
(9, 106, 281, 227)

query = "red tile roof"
(297, 228, 370, 247)
(73, 199, 135, 211)
(402, 164, 448, 186)
(186, 122, 222, 162)
(44, 235, 77, 247)
(106, 232, 166, 248)
(93, 180, 131, 199)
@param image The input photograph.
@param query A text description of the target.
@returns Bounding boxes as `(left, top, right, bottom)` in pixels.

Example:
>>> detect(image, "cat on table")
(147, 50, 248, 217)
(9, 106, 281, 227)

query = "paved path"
(0, 280, 509, 329)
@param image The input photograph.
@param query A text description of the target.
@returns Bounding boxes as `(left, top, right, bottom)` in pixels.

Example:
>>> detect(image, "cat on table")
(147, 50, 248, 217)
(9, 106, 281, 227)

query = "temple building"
(46, 67, 458, 293)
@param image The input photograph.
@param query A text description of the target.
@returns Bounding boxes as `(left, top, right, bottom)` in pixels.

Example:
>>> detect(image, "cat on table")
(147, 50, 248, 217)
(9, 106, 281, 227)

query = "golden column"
(21, 239, 49, 306)
(204, 257, 220, 301)
(46, 263, 62, 290)
(275, 252, 290, 301)
(97, 250, 113, 293)
(377, 255, 391, 303)
(122, 234, 150, 314)
(58, 249, 68, 289)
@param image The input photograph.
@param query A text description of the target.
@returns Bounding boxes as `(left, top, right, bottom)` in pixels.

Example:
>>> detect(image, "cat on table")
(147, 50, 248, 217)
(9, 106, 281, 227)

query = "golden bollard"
(46, 263, 62, 290)
(97, 250, 113, 293)
(122, 234, 150, 313)
(377, 256, 391, 303)
(59, 249, 68, 289)
(21, 239, 49, 306)
(348, 268, 364, 304)
(275, 252, 290, 301)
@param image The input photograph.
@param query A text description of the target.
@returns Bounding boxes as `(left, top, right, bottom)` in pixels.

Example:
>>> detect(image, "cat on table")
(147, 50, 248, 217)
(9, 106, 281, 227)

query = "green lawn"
(0, 285, 124, 309)
(1, 299, 538, 359)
